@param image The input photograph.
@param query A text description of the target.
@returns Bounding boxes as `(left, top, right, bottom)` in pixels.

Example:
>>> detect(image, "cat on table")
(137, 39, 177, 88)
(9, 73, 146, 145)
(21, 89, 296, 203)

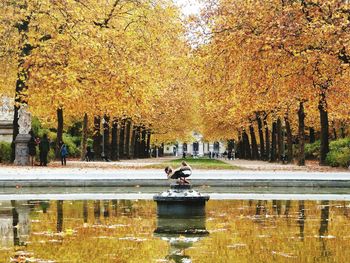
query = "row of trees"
(0, 0, 196, 160)
(195, 0, 350, 165)
(2, 0, 350, 164)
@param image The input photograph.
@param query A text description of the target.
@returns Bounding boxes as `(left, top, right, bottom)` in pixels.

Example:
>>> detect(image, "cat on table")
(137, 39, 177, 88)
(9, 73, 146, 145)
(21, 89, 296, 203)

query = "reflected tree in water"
(319, 200, 331, 259)
(11, 200, 19, 246)
(57, 200, 63, 233)
(103, 201, 110, 218)
(94, 200, 101, 224)
(112, 200, 118, 217)
(297, 200, 306, 241)
(120, 200, 133, 216)
(255, 200, 266, 216)
(319, 201, 330, 237)
(342, 201, 350, 218)
(40, 201, 49, 214)
(83, 200, 88, 224)
(284, 200, 292, 226)
(272, 200, 282, 216)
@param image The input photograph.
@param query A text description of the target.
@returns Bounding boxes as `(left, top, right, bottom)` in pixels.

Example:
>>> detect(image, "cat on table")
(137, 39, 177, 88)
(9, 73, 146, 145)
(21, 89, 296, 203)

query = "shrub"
(0, 142, 11, 163)
(325, 137, 350, 167)
(326, 147, 350, 167)
(305, 140, 321, 159)
(48, 149, 56, 161)
(329, 137, 350, 151)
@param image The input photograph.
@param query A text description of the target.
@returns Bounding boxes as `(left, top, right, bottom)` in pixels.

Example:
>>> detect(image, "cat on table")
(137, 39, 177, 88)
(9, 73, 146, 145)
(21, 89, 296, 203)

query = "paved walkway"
(1, 165, 350, 187)
(223, 158, 348, 172)
(48, 156, 176, 168)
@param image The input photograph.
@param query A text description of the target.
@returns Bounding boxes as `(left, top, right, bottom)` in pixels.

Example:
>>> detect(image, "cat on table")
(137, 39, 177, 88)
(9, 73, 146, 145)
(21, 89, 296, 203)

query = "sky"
(174, 0, 202, 16)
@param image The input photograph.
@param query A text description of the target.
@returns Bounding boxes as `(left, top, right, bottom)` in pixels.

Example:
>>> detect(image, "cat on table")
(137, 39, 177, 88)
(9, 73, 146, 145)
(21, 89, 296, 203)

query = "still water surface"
(1, 199, 350, 262)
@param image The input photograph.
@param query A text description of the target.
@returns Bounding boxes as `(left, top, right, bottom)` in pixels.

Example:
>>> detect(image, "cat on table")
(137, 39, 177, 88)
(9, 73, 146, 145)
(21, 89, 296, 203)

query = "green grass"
(147, 157, 241, 170)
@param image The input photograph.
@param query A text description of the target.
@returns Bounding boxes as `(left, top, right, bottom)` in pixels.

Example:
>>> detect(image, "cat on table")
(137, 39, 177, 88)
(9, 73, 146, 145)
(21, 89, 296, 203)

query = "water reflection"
(319, 200, 331, 260)
(103, 200, 110, 218)
(0, 200, 30, 247)
(0, 199, 350, 262)
(11, 200, 20, 246)
(57, 200, 63, 233)
(298, 200, 306, 240)
(83, 200, 88, 223)
(94, 200, 101, 224)
(154, 213, 208, 262)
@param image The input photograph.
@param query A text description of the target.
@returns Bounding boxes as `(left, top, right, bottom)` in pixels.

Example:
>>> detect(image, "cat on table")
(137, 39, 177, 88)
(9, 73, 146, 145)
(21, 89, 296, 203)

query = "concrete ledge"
(2, 179, 350, 188)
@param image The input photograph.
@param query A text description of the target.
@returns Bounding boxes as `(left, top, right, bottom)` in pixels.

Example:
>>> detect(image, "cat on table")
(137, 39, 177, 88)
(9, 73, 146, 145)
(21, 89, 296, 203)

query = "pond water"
(1, 198, 350, 262)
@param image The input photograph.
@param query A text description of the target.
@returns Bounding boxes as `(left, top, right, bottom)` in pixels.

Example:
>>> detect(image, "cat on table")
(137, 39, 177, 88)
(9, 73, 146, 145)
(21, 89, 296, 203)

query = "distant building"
(163, 132, 227, 157)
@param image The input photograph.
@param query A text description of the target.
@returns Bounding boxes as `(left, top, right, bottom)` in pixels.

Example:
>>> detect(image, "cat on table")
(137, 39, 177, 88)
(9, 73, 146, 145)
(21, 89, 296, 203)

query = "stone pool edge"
(2, 179, 350, 188)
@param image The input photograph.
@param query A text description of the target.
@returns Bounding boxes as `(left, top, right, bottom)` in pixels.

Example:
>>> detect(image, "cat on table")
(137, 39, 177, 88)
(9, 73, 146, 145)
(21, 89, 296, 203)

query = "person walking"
(85, 146, 93, 161)
(39, 134, 50, 166)
(59, 141, 68, 166)
(28, 133, 37, 166)
(223, 151, 228, 160)
(228, 151, 232, 160)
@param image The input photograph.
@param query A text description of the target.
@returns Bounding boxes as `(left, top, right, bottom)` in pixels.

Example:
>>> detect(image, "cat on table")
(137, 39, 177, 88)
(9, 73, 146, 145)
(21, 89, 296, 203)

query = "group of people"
(27, 133, 68, 166)
(223, 150, 235, 160)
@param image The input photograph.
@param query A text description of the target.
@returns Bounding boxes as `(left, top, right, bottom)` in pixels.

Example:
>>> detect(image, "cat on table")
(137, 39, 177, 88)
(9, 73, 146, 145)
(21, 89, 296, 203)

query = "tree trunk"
(111, 119, 118, 161)
(227, 139, 235, 152)
(141, 127, 147, 158)
(256, 113, 265, 160)
(93, 116, 102, 160)
(56, 108, 64, 158)
(285, 115, 293, 163)
(309, 127, 315, 143)
(122, 120, 128, 157)
(319, 92, 329, 165)
(119, 120, 125, 158)
(11, 17, 33, 162)
(103, 115, 110, 159)
(80, 113, 88, 161)
(340, 122, 346, 138)
(249, 123, 259, 160)
(298, 102, 305, 166)
(130, 126, 136, 159)
(134, 126, 141, 158)
(264, 117, 270, 161)
(146, 130, 151, 158)
(159, 143, 164, 157)
(332, 121, 337, 140)
(125, 119, 132, 159)
(270, 121, 277, 162)
(277, 118, 283, 162)
(242, 129, 251, 159)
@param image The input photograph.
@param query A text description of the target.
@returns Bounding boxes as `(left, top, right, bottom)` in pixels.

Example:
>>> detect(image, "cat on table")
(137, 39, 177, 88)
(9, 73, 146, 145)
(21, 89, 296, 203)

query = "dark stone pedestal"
(153, 184, 210, 219)
(14, 134, 31, 166)
(153, 184, 210, 262)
